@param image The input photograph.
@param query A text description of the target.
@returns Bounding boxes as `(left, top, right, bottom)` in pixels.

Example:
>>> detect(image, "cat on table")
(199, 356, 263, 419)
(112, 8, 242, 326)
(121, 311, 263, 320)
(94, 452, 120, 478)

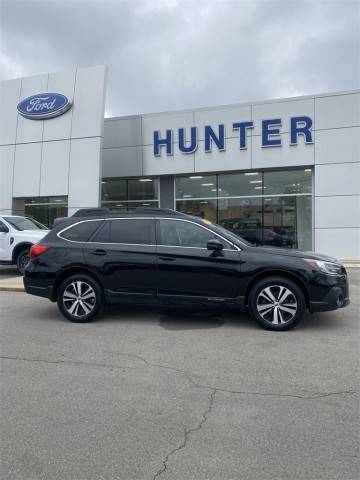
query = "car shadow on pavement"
(30, 298, 347, 332)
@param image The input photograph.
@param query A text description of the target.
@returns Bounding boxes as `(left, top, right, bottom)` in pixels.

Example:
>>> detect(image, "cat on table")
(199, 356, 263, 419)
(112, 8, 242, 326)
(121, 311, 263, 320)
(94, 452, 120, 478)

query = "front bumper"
(309, 285, 350, 312)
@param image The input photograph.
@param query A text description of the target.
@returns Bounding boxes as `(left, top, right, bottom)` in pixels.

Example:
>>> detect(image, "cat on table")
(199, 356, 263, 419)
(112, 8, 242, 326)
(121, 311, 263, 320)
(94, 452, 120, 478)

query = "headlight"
(304, 259, 343, 275)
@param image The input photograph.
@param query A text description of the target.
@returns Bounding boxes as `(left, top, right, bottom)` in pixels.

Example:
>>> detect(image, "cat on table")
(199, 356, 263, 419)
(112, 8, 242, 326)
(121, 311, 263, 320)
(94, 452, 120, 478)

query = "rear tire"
(16, 248, 30, 275)
(57, 274, 103, 323)
(248, 276, 306, 331)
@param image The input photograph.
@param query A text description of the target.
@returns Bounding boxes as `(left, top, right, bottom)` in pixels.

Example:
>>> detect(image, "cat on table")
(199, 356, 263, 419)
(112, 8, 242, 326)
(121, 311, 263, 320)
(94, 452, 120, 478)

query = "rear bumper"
(23, 277, 54, 300)
(309, 285, 350, 312)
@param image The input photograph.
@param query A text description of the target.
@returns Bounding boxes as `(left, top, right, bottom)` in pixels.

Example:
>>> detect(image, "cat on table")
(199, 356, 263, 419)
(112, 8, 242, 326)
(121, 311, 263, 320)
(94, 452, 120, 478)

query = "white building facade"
(1, 66, 359, 260)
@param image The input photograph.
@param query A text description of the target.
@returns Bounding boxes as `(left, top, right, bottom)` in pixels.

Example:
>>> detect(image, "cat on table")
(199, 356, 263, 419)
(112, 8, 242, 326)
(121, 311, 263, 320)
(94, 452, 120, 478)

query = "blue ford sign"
(17, 93, 72, 120)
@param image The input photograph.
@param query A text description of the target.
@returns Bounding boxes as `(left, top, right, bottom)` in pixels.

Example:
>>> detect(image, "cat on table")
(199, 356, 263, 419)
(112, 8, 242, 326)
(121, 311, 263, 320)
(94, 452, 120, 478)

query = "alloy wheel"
(62, 281, 96, 318)
(256, 285, 298, 325)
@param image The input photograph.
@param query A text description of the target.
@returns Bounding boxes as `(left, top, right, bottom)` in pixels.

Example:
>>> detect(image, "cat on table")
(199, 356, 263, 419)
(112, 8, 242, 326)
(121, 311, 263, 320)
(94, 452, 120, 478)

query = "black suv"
(24, 208, 350, 330)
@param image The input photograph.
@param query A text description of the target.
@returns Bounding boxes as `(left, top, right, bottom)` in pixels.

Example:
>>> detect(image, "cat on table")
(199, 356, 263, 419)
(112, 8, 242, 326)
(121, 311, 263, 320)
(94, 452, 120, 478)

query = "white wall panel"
(16, 74, 48, 144)
(252, 133, 314, 169)
(143, 144, 194, 176)
(43, 69, 76, 141)
(315, 195, 360, 228)
(315, 127, 360, 165)
(142, 111, 193, 145)
(195, 137, 251, 172)
(102, 146, 142, 177)
(0, 78, 21, 146)
(315, 228, 360, 260)
(252, 98, 314, 135)
(40, 140, 70, 196)
(13, 143, 41, 197)
(314, 163, 360, 197)
(194, 104, 251, 140)
(104, 117, 142, 148)
(68, 137, 102, 211)
(315, 93, 360, 130)
(71, 65, 107, 139)
(0, 145, 15, 212)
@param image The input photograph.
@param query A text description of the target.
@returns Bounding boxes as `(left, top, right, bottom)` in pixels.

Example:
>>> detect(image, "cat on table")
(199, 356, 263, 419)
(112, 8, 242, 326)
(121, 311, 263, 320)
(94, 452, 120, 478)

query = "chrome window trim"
(57, 216, 242, 251)
(57, 218, 106, 243)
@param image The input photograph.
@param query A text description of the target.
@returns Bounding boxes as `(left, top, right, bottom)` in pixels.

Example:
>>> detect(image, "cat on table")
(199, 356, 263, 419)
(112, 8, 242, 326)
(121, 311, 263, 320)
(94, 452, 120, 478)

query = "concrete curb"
(0, 264, 359, 293)
(0, 285, 24, 292)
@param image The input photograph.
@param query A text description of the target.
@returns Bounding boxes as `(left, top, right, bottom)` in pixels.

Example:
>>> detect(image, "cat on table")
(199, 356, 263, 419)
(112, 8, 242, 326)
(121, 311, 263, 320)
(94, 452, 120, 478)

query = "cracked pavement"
(0, 269, 359, 480)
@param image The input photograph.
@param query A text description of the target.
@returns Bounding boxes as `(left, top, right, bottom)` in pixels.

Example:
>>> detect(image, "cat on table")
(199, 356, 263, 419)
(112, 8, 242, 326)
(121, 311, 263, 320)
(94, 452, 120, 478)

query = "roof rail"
(133, 207, 183, 216)
(72, 208, 112, 217)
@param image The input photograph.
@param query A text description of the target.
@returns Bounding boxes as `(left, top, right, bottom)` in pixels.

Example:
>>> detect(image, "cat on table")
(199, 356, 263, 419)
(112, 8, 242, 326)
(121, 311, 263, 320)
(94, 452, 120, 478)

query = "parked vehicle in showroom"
(0, 215, 49, 274)
(23, 208, 349, 330)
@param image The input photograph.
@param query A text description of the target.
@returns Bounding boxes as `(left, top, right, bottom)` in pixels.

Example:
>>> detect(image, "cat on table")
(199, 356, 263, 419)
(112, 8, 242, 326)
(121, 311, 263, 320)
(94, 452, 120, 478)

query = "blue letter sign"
(262, 119, 282, 147)
(178, 127, 198, 153)
(154, 130, 173, 156)
(290, 116, 313, 145)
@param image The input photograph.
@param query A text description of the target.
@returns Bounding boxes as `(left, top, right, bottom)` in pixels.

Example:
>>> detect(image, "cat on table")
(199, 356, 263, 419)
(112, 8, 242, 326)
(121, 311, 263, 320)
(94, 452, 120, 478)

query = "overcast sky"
(1, 0, 359, 117)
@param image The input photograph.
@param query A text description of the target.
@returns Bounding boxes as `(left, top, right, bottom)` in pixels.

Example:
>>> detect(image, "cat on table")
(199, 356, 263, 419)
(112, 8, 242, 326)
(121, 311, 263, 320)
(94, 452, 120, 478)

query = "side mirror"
(0, 224, 9, 233)
(207, 239, 223, 251)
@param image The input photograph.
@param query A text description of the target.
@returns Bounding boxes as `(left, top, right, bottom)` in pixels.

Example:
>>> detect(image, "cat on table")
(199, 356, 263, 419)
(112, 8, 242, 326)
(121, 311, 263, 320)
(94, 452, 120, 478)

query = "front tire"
(57, 274, 103, 323)
(16, 248, 30, 275)
(248, 276, 306, 331)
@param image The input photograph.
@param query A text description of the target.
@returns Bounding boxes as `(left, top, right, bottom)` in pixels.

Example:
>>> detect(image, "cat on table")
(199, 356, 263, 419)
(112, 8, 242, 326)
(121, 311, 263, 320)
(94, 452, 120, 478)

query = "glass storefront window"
(264, 169, 312, 195)
(218, 172, 263, 197)
(176, 199, 217, 223)
(101, 177, 159, 211)
(102, 178, 127, 202)
(24, 196, 68, 228)
(176, 169, 313, 250)
(176, 175, 217, 199)
(128, 178, 159, 200)
(218, 197, 263, 245)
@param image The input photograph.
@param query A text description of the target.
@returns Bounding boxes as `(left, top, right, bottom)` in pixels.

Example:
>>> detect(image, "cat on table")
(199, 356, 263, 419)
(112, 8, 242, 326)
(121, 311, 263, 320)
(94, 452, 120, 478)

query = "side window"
(60, 220, 102, 242)
(159, 220, 219, 248)
(110, 219, 154, 245)
(92, 220, 110, 243)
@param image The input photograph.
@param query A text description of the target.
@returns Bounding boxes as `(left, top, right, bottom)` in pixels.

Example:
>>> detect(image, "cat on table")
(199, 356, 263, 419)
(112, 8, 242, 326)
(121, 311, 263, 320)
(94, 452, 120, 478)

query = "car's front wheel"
(16, 248, 30, 275)
(248, 276, 306, 331)
(57, 274, 103, 323)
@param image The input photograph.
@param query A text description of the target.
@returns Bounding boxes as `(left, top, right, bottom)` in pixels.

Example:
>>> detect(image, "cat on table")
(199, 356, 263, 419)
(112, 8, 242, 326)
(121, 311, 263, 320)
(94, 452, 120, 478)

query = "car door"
(0, 220, 11, 260)
(156, 218, 242, 301)
(84, 217, 157, 299)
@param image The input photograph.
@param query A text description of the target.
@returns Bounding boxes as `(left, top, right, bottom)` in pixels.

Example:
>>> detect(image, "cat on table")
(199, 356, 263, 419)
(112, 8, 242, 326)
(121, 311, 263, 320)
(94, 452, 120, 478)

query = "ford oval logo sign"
(17, 93, 72, 120)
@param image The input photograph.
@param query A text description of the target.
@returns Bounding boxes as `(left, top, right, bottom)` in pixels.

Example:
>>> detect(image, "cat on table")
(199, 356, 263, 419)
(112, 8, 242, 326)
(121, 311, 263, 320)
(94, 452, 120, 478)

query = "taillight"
(30, 244, 49, 259)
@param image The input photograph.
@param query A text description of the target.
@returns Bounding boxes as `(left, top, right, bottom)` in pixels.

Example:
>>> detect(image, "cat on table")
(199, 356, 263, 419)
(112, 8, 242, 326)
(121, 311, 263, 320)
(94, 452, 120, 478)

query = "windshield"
(4, 216, 48, 231)
(198, 218, 253, 247)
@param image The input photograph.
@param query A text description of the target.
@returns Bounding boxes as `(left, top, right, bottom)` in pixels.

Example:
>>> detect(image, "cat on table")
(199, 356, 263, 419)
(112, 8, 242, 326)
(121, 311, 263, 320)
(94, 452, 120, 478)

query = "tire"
(248, 276, 306, 331)
(57, 274, 103, 323)
(16, 248, 30, 275)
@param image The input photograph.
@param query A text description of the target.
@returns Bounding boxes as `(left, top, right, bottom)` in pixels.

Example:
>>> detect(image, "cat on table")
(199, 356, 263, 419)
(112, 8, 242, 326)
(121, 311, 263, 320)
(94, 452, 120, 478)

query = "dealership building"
(0, 65, 359, 260)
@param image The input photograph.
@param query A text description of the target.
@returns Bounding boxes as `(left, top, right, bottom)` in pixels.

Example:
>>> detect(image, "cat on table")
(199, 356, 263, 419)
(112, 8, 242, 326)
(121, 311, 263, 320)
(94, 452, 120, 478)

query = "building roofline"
(104, 88, 360, 122)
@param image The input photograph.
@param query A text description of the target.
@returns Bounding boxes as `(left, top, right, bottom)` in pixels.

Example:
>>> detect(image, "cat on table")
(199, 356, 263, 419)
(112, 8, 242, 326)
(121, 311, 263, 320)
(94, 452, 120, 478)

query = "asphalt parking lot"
(0, 268, 359, 480)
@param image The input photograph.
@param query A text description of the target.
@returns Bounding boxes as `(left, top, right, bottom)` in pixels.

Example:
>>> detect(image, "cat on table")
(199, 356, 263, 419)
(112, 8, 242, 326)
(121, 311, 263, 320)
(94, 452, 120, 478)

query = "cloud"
(1, 0, 359, 116)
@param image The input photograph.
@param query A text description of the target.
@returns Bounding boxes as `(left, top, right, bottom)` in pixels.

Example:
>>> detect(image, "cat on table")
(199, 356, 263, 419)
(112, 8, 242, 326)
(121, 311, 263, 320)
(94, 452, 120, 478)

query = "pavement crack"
(0, 355, 132, 371)
(113, 352, 358, 400)
(152, 388, 216, 480)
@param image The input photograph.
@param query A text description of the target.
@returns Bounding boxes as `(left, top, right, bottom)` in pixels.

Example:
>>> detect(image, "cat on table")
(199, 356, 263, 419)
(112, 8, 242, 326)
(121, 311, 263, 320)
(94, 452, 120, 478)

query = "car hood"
(251, 246, 338, 263)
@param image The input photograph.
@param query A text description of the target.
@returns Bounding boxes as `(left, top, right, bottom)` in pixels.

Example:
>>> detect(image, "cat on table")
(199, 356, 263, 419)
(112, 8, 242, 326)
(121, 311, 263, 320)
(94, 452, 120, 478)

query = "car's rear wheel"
(57, 274, 103, 323)
(16, 248, 30, 275)
(248, 276, 306, 331)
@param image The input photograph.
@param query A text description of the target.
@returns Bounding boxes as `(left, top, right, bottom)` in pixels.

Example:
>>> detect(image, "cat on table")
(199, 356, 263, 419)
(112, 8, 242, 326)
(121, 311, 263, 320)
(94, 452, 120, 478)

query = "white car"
(0, 215, 50, 274)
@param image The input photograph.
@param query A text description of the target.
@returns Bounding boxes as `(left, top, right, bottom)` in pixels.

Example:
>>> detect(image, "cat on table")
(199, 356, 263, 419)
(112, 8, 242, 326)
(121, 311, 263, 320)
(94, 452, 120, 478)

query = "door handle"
(90, 249, 107, 256)
(158, 256, 176, 262)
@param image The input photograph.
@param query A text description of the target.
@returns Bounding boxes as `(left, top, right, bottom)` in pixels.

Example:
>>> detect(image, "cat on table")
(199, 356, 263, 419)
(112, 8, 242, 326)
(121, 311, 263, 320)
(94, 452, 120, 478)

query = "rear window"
(110, 219, 154, 245)
(60, 220, 102, 242)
